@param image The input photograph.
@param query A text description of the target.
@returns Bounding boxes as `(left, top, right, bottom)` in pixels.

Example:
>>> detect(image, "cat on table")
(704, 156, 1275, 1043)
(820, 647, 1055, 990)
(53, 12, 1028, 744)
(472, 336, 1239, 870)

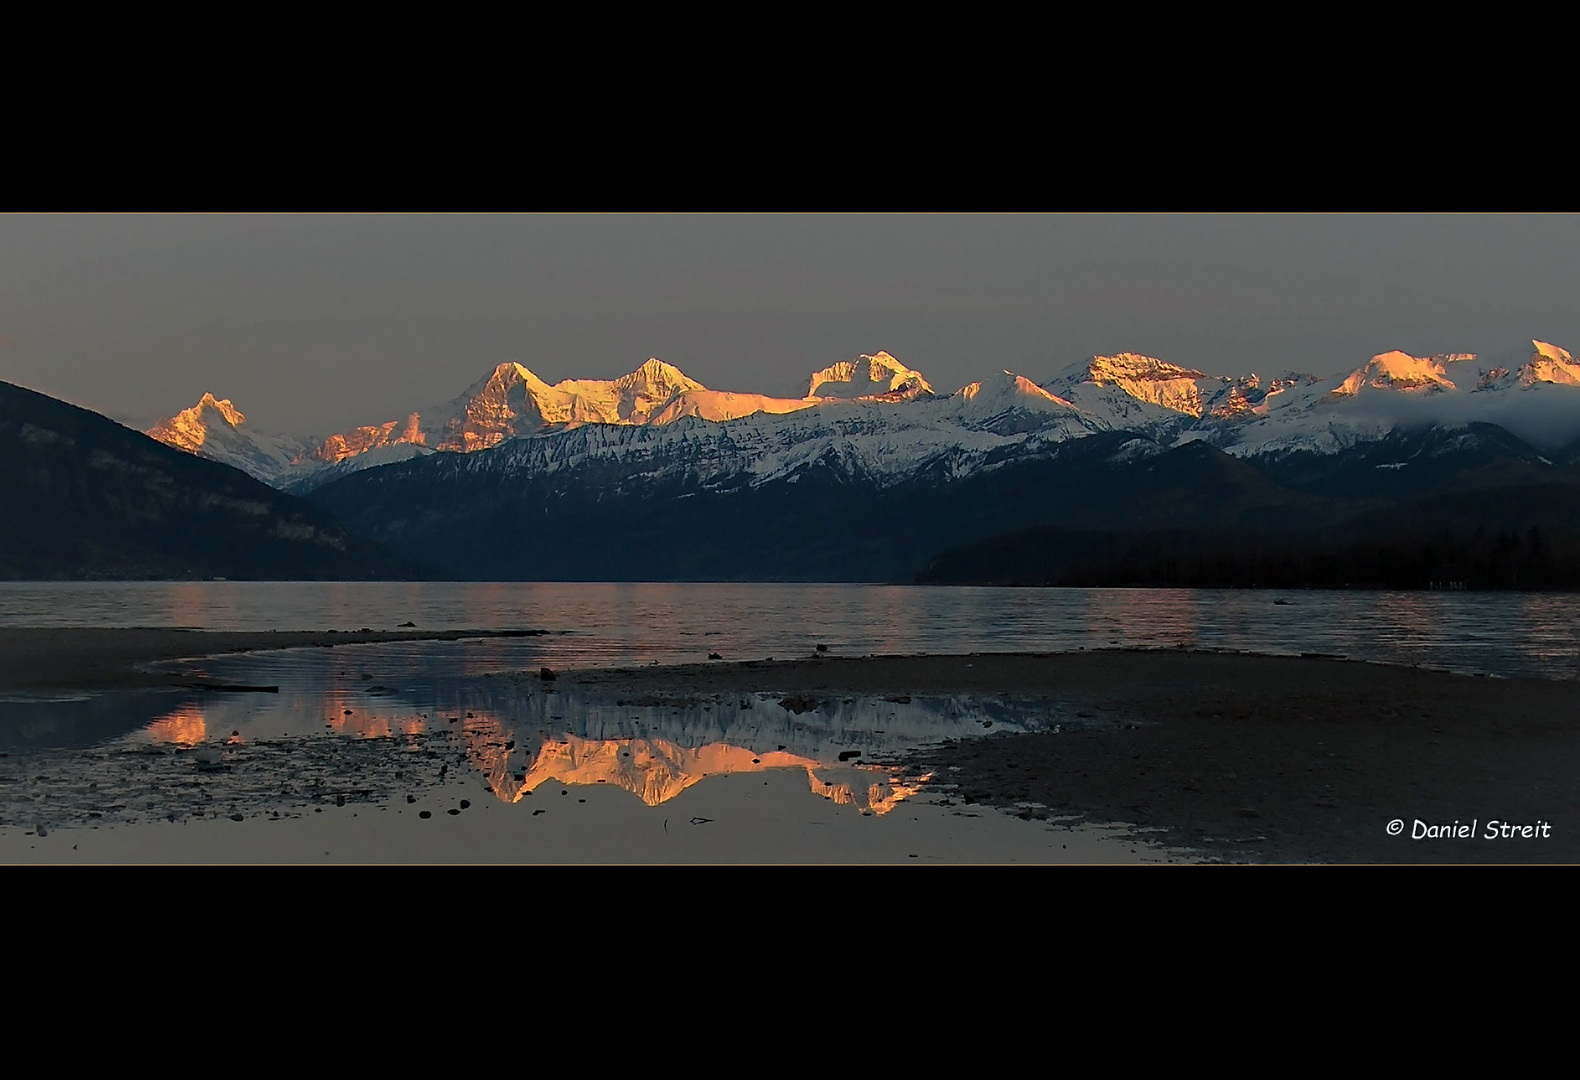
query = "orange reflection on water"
(323, 697, 429, 739)
(147, 703, 207, 746)
(473, 730, 924, 814)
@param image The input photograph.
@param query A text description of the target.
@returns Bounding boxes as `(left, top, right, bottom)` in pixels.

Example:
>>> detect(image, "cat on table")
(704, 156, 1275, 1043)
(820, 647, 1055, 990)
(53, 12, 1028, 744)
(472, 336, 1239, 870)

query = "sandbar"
(0, 627, 546, 694)
(5, 632, 1577, 863)
(559, 650, 1580, 864)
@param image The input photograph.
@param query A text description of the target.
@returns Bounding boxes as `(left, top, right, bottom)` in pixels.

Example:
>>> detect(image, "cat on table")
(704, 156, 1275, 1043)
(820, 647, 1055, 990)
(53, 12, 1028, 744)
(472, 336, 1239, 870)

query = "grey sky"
(2, 214, 1577, 436)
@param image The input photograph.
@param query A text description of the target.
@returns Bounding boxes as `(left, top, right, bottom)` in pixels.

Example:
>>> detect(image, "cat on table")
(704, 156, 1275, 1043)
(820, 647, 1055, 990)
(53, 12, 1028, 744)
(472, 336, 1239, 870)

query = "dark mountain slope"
(309, 434, 1368, 581)
(918, 478, 1580, 590)
(1256, 423, 1577, 500)
(0, 380, 431, 580)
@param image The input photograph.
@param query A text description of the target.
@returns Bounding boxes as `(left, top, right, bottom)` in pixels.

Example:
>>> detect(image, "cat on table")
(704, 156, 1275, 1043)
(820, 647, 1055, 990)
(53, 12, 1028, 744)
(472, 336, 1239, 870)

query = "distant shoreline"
(3, 578, 1573, 592)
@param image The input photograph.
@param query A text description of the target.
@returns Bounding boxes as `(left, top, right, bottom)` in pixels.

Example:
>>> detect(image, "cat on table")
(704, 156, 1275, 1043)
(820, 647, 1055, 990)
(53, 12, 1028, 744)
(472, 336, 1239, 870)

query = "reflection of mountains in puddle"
(145, 702, 206, 746)
(138, 680, 1049, 813)
(0, 689, 196, 751)
(130, 651, 1054, 814)
(427, 683, 1047, 759)
(414, 684, 1049, 814)
(474, 728, 924, 814)
(174, 647, 1050, 750)
(134, 698, 922, 813)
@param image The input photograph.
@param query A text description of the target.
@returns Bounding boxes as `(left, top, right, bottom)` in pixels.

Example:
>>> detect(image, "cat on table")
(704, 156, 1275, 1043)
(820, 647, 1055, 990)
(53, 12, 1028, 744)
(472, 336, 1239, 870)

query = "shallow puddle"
(0, 643, 1176, 863)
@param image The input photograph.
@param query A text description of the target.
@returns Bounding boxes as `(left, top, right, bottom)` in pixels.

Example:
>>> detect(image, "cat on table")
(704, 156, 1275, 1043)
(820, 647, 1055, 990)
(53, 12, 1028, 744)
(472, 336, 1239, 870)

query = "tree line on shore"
(916, 523, 1580, 589)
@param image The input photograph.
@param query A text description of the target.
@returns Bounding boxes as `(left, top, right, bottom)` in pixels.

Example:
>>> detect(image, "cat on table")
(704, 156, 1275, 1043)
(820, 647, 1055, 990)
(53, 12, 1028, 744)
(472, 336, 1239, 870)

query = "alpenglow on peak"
(147, 393, 247, 451)
(146, 391, 315, 480)
(1329, 351, 1461, 396)
(1520, 340, 1580, 386)
(807, 352, 934, 400)
(1077, 352, 1215, 418)
(145, 337, 1580, 494)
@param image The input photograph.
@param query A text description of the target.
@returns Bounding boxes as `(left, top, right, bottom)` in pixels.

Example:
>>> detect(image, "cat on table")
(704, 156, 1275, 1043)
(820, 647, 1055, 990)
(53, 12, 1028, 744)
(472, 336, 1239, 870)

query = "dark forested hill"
(0, 381, 433, 580)
(308, 416, 1580, 587)
(307, 433, 1371, 582)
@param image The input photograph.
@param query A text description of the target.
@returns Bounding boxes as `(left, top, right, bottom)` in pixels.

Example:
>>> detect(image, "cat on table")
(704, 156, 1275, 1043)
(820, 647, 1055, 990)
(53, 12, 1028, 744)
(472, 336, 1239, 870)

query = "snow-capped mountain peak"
(1330, 350, 1459, 397)
(1521, 340, 1580, 386)
(945, 371, 1099, 437)
(1533, 340, 1573, 364)
(512, 358, 712, 427)
(957, 370, 1076, 410)
(147, 393, 315, 483)
(195, 392, 245, 429)
(148, 392, 247, 451)
(808, 351, 933, 399)
(1080, 352, 1213, 417)
(614, 357, 703, 395)
(1085, 352, 1207, 385)
(147, 338, 1580, 494)
(1045, 351, 1240, 428)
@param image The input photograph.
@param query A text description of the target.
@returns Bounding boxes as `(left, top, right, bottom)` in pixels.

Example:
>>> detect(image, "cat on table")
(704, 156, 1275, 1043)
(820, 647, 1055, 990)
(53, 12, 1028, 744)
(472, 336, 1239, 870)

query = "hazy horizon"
(3, 214, 1579, 435)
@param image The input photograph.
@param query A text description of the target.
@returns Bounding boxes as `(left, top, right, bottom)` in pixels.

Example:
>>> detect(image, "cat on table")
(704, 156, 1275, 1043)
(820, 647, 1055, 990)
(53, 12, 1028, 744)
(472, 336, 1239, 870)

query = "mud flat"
(563, 650, 1580, 864)
(6, 639, 1577, 864)
(0, 627, 547, 694)
(0, 769, 1175, 865)
(0, 632, 1178, 864)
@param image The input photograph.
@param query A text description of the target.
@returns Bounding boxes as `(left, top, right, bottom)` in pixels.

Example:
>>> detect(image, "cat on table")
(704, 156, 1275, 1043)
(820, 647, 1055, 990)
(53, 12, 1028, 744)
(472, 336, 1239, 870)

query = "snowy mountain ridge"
(447, 379, 1107, 494)
(145, 393, 317, 482)
(146, 340, 1580, 491)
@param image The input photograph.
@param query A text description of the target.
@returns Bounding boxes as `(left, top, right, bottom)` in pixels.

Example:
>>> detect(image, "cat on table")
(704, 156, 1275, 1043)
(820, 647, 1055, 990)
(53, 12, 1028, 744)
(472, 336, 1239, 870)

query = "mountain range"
(37, 337, 1580, 584)
(148, 342, 1580, 492)
(148, 352, 937, 491)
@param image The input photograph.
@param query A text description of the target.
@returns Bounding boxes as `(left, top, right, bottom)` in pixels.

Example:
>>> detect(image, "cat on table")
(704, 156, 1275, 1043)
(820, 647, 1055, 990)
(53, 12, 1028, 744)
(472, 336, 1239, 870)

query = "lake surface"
(0, 621, 1138, 862)
(4, 581, 1575, 861)
(2, 581, 1577, 680)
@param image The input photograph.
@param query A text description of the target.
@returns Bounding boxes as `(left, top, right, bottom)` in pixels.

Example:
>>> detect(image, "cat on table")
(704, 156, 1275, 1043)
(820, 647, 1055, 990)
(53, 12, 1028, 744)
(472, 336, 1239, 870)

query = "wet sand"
(5, 631, 1578, 863)
(0, 769, 1171, 865)
(0, 627, 547, 694)
(560, 651, 1580, 864)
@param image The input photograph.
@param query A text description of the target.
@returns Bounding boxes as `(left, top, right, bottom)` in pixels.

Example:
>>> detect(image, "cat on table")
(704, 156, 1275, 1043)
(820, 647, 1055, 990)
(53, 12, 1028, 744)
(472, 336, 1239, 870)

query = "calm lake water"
(4, 581, 1575, 859)
(2, 581, 1578, 680)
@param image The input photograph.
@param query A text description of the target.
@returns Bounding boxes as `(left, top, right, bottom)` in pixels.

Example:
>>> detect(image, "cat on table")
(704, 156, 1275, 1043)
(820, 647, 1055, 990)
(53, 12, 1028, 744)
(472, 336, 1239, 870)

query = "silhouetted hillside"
(917, 510, 1580, 590)
(310, 436, 1367, 581)
(0, 381, 435, 580)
